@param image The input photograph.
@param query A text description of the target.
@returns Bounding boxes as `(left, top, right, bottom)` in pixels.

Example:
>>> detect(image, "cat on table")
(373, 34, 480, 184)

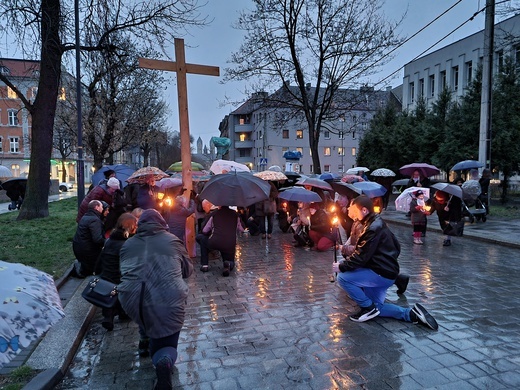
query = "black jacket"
(72, 209, 106, 263)
(97, 229, 127, 284)
(338, 213, 400, 280)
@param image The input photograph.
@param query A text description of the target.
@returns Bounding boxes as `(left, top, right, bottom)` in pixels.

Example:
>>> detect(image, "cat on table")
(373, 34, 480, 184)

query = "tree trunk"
(18, 0, 62, 220)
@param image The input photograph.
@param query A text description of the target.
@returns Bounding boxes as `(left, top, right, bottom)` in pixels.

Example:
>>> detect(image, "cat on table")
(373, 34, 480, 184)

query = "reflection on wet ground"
(59, 223, 520, 389)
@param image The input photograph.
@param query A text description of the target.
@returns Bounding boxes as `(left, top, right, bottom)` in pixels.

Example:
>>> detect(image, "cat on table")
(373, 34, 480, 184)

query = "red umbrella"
(399, 163, 440, 178)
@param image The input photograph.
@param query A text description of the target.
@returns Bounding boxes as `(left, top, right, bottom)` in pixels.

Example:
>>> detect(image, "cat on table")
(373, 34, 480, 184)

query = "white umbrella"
(0, 165, 13, 179)
(395, 187, 430, 212)
(210, 159, 250, 175)
(346, 167, 370, 175)
(371, 168, 396, 177)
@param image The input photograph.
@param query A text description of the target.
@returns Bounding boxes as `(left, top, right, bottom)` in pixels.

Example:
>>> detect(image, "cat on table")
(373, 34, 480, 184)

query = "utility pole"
(75, 0, 85, 207)
(339, 115, 345, 173)
(479, 0, 495, 170)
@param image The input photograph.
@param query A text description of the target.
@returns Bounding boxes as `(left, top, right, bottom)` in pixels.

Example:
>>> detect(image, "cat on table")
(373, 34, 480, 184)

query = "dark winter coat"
(72, 209, 106, 265)
(118, 209, 194, 339)
(163, 199, 196, 243)
(97, 229, 128, 284)
(338, 213, 400, 280)
(207, 206, 239, 252)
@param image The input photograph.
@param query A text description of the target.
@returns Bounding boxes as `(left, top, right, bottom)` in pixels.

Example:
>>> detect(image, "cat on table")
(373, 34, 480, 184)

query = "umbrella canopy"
(352, 181, 387, 198)
(167, 161, 205, 172)
(461, 180, 481, 198)
(92, 164, 136, 188)
(168, 171, 212, 183)
(0, 178, 27, 193)
(155, 177, 183, 190)
(330, 181, 362, 199)
(318, 172, 341, 182)
(395, 187, 431, 212)
(0, 165, 13, 179)
(0, 260, 65, 369)
(127, 166, 169, 184)
(254, 170, 288, 181)
(341, 174, 365, 183)
(346, 167, 370, 175)
(431, 182, 463, 199)
(451, 160, 484, 171)
(399, 163, 440, 178)
(268, 165, 283, 172)
(295, 176, 333, 190)
(210, 159, 250, 175)
(371, 168, 396, 177)
(278, 187, 323, 203)
(199, 172, 271, 207)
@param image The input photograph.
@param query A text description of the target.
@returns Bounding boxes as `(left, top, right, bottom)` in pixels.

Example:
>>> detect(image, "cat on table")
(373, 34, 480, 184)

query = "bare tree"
(225, 0, 403, 174)
(0, 0, 206, 219)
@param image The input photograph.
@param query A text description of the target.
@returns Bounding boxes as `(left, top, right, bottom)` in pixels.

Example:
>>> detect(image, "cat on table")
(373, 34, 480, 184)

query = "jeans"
(260, 214, 274, 234)
(337, 268, 411, 321)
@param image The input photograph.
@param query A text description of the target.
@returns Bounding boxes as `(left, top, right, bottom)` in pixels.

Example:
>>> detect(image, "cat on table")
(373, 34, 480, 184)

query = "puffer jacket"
(338, 213, 400, 280)
(118, 209, 193, 339)
(72, 209, 106, 260)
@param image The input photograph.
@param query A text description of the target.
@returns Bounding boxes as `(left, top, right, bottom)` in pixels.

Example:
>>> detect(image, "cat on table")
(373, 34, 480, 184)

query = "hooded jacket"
(118, 209, 194, 338)
(338, 213, 400, 280)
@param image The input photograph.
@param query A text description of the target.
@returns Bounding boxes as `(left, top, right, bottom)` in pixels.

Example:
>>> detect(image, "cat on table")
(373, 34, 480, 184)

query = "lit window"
(296, 130, 303, 139)
(324, 165, 330, 172)
(8, 110, 18, 126)
(282, 147, 289, 153)
(11, 164, 20, 176)
(324, 147, 331, 156)
(282, 130, 289, 139)
(9, 137, 19, 153)
(7, 86, 17, 99)
(296, 147, 303, 155)
(338, 147, 345, 156)
(324, 131, 330, 139)
(239, 134, 246, 142)
(59, 87, 66, 101)
(351, 147, 356, 156)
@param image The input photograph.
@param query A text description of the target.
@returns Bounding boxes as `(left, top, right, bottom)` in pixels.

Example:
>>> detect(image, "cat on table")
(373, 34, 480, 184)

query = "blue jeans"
(337, 268, 411, 321)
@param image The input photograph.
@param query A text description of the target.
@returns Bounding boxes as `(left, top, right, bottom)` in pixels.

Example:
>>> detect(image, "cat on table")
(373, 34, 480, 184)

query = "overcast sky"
(170, 0, 489, 149)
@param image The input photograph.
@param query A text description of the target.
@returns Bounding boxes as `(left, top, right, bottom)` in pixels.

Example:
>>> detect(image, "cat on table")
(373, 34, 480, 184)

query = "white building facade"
(403, 14, 520, 111)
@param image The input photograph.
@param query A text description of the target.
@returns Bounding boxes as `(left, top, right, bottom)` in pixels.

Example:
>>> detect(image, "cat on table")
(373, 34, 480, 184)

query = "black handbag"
(81, 277, 119, 308)
(442, 220, 464, 237)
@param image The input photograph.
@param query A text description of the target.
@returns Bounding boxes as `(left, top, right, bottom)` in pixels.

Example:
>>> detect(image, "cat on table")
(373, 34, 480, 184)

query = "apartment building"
(221, 84, 399, 174)
(403, 14, 520, 111)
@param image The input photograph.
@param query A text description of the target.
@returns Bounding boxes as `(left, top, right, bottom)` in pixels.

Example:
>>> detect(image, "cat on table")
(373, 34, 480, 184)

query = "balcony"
(234, 123, 253, 133)
(235, 140, 254, 149)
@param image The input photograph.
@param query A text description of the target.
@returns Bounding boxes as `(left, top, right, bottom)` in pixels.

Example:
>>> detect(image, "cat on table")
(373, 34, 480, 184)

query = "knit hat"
(414, 190, 424, 197)
(107, 177, 120, 189)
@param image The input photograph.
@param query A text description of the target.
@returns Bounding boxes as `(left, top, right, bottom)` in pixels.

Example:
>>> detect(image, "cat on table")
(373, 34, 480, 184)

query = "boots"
(395, 274, 410, 295)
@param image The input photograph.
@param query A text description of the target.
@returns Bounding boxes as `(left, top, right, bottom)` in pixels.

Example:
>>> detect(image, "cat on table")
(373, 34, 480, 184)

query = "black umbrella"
(199, 172, 271, 207)
(0, 178, 27, 194)
(330, 181, 362, 199)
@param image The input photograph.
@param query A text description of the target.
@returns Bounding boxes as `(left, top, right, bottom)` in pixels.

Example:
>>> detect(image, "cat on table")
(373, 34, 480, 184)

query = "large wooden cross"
(139, 38, 219, 256)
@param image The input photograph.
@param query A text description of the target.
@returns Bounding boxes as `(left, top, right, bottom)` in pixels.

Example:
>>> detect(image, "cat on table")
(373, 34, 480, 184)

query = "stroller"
(461, 180, 487, 223)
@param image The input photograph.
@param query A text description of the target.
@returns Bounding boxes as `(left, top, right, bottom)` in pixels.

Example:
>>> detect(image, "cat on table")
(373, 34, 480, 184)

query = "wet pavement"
(50, 213, 520, 390)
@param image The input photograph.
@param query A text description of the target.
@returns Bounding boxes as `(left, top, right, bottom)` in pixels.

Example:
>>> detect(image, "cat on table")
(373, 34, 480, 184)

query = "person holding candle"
(410, 190, 428, 245)
(307, 202, 337, 251)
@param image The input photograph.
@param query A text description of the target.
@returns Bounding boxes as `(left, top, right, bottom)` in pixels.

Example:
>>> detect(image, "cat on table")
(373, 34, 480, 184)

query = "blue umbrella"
(278, 187, 323, 203)
(352, 181, 387, 198)
(451, 160, 484, 171)
(319, 172, 341, 182)
(92, 164, 136, 188)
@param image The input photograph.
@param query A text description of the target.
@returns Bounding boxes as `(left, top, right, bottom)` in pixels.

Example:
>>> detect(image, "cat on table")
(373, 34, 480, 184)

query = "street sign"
(260, 158, 268, 165)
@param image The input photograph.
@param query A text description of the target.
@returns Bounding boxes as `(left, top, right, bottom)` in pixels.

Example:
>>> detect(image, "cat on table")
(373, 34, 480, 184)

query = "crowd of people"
(72, 165, 497, 388)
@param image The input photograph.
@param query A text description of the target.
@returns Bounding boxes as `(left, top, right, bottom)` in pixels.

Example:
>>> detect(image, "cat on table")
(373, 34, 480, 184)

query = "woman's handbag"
(81, 277, 119, 308)
(442, 220, 464, 236)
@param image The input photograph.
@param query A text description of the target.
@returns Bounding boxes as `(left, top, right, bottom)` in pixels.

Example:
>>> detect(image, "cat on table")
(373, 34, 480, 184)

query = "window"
(0, 66, 10, 75)
(324, 147, 331, 156)
(30, 87, 38, 101)
(465, 61, 473, 84)
(419, 78, 425, 98)
(11, 164, 20, 176)
(282, 147, 289, 153)
(8, 110, 18, 126)
(310, 165, 313, 173)
(516, 46, 520, 69)
(429, 75, 435, 97)
(296, 147, 303, 155)
(338, 147, 345, 156)
(239, 134, 246, 142)
(409, 82, 415, 103)
(296, 130, 303, 139)
(0, 136, 2, 152)
(7, 86, 17, 99)
(452, 66, 459, 91)
(338, 164, 344, 173)
(324, 165, 330, 172)
(282, 129, 289, 139)
(440, 71, 446, 91)
(239, 149, 248, 157)
(339, 131, 344, 140)
(9, 137, 19, 153)
(351, 147, 356, 156)
(324, 131, 330, 139)
(497, 49, 504, 72)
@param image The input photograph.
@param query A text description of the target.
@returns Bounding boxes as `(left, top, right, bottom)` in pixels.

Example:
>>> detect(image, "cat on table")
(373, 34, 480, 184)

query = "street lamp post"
(339, 115, 345, 173)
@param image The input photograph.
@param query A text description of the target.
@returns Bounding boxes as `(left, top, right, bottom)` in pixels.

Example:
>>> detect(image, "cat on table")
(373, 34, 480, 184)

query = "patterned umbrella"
(126, 166, 169, 184)
(371, 168, 396, 177)
(295, 176, 333, 190)
(254, 170, 288, 181)
(395, 187, 431, 212)
(341, 174, 365, 183)
(210, 159, 250, 175)
(0, 261, 65, 369)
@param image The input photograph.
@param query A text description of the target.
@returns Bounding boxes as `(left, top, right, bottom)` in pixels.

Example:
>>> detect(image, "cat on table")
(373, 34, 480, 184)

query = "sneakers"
(395, 274, 410, 295)
(154, 356, 173, 390)
(413, 238, 422, 245)
(138, 338, 150, 357)
(410, 303, 438, 330)
(350, 304, 380, 323)
(443, 239, 451, 246)
(200, 265, 209, 272)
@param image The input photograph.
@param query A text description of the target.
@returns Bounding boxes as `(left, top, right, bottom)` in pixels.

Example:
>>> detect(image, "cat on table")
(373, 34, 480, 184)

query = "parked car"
(59, 182, 74, 192)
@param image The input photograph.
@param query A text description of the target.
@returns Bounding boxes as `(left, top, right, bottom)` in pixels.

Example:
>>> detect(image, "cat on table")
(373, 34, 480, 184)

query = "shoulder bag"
(81, 276, 119, 308)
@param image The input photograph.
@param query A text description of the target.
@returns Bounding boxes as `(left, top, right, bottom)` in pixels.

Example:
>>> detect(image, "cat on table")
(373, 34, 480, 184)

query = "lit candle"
(307, 216, 311, 228)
